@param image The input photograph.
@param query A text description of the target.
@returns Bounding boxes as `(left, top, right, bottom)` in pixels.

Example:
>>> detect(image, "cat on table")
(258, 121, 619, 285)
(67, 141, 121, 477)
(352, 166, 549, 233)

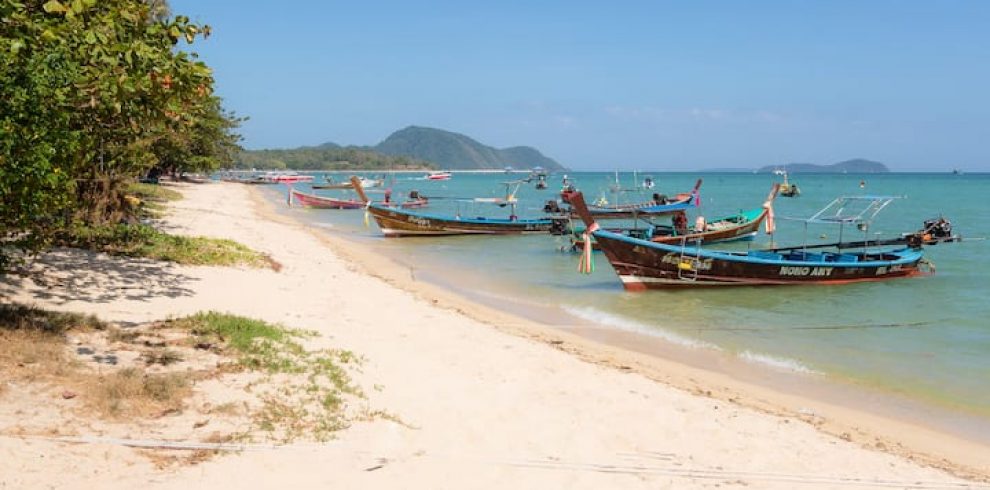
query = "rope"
(578, 223, 599, 274)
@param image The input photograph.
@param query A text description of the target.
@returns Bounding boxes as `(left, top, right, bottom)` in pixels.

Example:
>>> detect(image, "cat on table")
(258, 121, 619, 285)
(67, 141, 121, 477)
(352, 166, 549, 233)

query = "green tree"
(1, 0, 239, 269)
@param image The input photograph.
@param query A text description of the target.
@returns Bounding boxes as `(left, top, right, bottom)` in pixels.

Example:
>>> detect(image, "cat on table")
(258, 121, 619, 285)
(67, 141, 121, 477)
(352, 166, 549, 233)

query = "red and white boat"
(288, 188, 428, 210)
(425, 171, 452, 181)
(288, 188, 363, 209)
(270, 172, 314, 184)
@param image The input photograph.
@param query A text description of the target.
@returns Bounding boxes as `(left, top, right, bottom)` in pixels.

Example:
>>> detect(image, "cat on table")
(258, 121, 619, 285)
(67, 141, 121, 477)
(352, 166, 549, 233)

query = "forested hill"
(236, 126, 566, 171)
(374, 126, 566, 171)
(236, 146, 432, 171)
(757, 159, 890, 173)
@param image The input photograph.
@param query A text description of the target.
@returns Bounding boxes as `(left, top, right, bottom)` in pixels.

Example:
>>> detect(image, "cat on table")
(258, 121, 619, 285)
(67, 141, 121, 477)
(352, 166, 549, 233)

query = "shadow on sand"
(0, 248, 197, 305)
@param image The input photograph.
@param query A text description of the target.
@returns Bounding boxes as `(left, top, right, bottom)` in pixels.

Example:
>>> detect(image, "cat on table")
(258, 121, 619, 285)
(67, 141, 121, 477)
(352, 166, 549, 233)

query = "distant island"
(757, 159, 890, 173)
(236, 126, 566, 171)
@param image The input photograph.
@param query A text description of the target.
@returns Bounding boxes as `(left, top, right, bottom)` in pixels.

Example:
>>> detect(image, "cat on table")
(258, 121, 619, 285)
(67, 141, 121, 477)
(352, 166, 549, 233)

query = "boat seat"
(748, 251, 783, 261)
(834, 254, 859, 263)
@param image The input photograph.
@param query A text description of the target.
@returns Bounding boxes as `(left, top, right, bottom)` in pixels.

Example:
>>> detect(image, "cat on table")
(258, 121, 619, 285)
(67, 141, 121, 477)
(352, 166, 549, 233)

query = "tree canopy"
(0, 0, 241, 269)
(236, 146, 433, 171)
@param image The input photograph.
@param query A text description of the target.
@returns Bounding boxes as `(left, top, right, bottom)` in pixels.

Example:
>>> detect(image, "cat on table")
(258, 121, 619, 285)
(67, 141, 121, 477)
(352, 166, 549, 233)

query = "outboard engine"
(409, 190, 420, 199)
(548, 217, 571, 236)
(923, 217, 953, 240)
(908, 216, 954, 247)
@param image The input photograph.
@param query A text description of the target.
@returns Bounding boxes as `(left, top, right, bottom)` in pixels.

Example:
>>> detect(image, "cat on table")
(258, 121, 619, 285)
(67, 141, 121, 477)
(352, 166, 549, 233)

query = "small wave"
(739, 350, 821, 375)
(564, 306, 718, 350)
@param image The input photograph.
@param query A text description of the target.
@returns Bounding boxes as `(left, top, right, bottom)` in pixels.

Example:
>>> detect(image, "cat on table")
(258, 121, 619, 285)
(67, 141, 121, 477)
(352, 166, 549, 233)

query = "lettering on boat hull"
(779, 266, 834, 277)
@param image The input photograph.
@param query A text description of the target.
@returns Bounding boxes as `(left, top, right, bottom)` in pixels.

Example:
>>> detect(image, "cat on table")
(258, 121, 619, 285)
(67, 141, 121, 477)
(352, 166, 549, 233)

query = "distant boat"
(425, 171, 452, 181)
(244, 171, 314, 184)
(773, 169, 800, 197)
(952, 169, 963, 175)
(312, 176, 383, 190)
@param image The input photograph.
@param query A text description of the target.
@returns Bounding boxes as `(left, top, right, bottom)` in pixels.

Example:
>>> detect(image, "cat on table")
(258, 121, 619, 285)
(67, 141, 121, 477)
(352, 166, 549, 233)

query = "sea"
(253, 170, 990, 437)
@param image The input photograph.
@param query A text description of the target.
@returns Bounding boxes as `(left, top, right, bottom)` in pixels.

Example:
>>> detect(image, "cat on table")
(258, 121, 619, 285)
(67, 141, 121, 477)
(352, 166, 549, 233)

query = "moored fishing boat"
(774, 169, 800, 197)
(288, 188, 364, 209)
(563, 179, 703, 219)
(352, 176, 557, 236)
(569, 191, 956, 289)
(569, 184, 779, 251)
(312, 176, 384, 190)
(246, 171, 315, 184)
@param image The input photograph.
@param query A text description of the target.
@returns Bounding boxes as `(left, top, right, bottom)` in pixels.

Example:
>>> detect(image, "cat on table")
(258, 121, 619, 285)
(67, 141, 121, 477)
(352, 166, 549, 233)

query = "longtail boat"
(288, 188, 364, 209)
(570, 184, 779, 251)
(563, 179, 703, 219)
(312, 176, 384, 190)
(569, 191, 957, 289)
(352, 176, 557, 237)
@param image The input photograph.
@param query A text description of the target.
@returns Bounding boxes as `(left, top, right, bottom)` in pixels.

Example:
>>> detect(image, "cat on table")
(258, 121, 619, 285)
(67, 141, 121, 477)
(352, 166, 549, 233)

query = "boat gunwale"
(593, 229, 924, 267)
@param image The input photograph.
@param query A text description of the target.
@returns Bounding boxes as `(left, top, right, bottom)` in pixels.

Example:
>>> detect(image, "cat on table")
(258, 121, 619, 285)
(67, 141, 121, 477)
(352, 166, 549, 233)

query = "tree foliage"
(236, 147, 433, 171)
(0, 0, 241, 269)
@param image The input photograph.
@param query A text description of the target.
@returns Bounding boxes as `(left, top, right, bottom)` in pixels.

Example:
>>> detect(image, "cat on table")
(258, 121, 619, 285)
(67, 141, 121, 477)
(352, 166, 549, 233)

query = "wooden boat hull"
(398, 198, 429, 209)
(313, 178, 383, 190)
(566, 179, 703, 219)
(572, 207, 766, 251)
(651, 208, 765, 245)
(289, 189, 363, 209)
(366, 205, 553, 237)
(592, 230, 926, 289)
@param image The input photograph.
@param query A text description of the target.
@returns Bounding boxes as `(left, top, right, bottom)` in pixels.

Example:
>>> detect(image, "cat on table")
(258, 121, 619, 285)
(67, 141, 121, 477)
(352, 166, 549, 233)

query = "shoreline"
(2, 181, 984, 488)
(247, 185, 990, 480)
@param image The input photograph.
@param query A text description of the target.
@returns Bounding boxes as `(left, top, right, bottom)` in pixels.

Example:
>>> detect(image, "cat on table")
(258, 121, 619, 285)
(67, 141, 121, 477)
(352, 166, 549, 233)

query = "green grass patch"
(0, 303, 106, 335)
(59, 223, 278, 270)
(127, 182, 183, 202)
(167, 311, 362, 442)
(126, 183, 182, 219)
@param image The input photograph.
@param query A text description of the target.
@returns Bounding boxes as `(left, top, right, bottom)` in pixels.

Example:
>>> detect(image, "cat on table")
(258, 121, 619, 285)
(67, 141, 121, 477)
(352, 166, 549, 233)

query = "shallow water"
(259, 171, 990, 419)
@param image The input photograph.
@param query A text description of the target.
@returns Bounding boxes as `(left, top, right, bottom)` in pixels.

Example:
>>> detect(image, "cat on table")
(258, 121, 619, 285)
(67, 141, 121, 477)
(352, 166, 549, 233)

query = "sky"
(170, 0, 989, 171)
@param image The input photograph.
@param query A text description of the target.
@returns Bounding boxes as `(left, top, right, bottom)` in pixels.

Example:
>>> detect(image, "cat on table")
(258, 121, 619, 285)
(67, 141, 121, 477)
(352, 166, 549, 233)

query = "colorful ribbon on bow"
(763, 200, 775, 235)
(578, 223, 600, 274)
(363, 202, 371, 228)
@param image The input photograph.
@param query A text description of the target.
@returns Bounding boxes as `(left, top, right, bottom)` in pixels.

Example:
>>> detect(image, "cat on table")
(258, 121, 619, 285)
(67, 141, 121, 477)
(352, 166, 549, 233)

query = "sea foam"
(564, 306, 719, 350)
(739, 350, 821, 375)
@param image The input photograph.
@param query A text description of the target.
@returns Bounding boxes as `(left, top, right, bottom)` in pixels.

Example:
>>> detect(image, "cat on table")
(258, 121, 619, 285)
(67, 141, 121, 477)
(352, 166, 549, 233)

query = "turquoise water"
(260, 171, 990, 419)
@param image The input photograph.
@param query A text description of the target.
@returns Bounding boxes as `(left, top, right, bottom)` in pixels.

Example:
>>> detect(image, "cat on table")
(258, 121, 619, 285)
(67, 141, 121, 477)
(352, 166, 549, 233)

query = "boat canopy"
(785, 195, 903, 226)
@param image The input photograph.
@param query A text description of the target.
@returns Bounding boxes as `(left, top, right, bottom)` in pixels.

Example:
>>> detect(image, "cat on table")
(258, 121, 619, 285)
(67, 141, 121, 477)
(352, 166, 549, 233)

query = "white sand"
(1, 181, 986, 489)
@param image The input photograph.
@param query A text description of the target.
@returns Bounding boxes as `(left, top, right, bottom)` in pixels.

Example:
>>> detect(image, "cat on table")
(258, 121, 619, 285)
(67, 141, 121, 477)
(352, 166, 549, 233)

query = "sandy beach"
(2, 181, 987, 489)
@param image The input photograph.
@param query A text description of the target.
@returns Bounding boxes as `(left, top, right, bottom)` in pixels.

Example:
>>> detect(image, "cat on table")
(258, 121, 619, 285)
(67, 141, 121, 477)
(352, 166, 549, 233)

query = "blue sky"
(171, 1, 989, 171)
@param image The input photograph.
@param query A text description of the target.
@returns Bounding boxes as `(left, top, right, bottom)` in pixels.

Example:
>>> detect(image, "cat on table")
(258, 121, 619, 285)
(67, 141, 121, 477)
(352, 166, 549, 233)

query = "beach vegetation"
(167, 311, 362, 442)
(57, 222, 279, 269)
(1, 305, 368, 448)
(0, 0, 241, 271)
(0, 304, 191, 418)
(127, 182, 183, 203)
(237, 146, 432, 172)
